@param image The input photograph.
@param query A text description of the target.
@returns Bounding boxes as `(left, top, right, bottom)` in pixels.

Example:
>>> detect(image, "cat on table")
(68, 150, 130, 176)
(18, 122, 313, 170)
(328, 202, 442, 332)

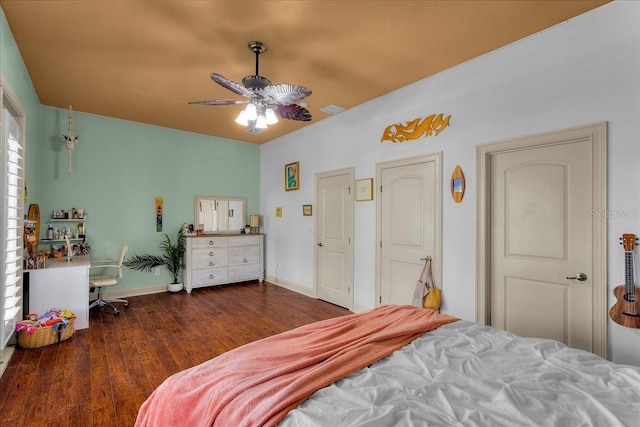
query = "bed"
(135, 305, 640, 427)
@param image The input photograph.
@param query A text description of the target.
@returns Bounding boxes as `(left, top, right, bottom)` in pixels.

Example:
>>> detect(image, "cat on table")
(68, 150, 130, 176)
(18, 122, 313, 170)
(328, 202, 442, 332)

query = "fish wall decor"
(381, 113, 451, 143)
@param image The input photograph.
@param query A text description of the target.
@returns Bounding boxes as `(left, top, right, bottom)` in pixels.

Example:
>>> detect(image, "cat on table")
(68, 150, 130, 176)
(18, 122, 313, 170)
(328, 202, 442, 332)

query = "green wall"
(2, 9, 260, 292)
(1, 9, 42, 204)
(36, 107, 260, 291)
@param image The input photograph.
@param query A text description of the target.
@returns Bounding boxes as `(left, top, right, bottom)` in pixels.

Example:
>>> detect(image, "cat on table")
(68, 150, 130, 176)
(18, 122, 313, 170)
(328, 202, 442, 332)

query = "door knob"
(317, 243, 323, 247)
(566, 273, 587, 281)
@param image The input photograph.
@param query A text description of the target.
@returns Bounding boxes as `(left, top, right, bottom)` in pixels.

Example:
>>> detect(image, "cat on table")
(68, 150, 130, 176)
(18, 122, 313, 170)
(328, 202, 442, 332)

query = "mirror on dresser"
(195, 195, 246, 233)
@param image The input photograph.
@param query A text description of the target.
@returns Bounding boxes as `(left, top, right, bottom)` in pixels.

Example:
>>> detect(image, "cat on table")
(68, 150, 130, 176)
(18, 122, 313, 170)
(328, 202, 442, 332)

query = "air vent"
(320, 104, 345, 115)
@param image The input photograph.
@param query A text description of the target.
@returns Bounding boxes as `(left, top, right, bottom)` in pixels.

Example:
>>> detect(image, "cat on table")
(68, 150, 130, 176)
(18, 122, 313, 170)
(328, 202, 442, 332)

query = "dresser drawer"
(228, 235, 260, 246)
(229, 245, 260, 266)
(229, 264, 261, 282)
(192, 267, 229, 286)
(190, 236, 229, 249)
(191, 247, 229, 269)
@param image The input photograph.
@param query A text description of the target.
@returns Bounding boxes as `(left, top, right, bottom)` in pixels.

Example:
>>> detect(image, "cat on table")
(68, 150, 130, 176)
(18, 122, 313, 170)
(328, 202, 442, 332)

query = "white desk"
(26, 255, 90, 330)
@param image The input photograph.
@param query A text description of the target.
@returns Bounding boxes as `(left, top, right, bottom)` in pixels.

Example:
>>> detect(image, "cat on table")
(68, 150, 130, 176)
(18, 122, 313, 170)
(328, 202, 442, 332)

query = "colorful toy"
(15, 308, 75, 334)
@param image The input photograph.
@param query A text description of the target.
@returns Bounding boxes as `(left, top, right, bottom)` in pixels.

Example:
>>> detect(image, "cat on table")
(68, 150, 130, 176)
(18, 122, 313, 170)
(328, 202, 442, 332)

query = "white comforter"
(280, 321, 640, 426)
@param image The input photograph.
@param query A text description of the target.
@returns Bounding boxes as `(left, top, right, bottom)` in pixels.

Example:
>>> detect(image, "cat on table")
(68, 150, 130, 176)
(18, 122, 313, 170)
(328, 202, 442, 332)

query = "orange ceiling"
(0, 0, 609, 144)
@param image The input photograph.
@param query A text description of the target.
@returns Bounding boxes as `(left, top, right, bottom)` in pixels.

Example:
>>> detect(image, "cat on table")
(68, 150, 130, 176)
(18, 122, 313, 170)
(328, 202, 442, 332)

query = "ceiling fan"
(189, 41, 312, 133)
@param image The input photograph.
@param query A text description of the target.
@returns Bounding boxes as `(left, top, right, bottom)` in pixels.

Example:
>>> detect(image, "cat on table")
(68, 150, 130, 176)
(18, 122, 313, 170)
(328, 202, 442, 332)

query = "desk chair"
(89, 245, 129, 314)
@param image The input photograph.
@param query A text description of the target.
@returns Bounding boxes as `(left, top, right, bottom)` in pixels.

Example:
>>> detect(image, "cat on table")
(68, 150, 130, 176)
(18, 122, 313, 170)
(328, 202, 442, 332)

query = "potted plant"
(124, 226, 186, 292)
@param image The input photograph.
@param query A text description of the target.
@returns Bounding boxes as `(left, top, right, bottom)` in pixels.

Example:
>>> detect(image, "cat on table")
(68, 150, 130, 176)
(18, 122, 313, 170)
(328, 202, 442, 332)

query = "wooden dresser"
(184, 234, 264, 293)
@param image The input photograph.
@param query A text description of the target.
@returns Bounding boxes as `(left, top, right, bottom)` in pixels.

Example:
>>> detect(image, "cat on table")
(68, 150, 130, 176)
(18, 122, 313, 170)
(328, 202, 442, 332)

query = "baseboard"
(99, 279, 316, 299)
(97, 280, 370, 314)
(265, 275, 315, 298)
(98, 279, 315, 300)
(265, 276, 376, 313)
(353, 303, 371, 313)
(0, 345, 15, 379)
(98, 284, 169, 299)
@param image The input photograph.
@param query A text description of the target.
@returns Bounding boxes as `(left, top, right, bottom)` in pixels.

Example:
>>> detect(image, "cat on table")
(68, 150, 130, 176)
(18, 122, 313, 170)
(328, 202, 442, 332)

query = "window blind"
(1, 108, 24, 349)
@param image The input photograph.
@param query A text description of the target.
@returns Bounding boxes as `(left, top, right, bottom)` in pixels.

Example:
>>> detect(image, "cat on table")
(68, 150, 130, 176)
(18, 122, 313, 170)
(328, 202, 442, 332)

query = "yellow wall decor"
(450, 165, 465, 203)
(381, 113, 451, 143)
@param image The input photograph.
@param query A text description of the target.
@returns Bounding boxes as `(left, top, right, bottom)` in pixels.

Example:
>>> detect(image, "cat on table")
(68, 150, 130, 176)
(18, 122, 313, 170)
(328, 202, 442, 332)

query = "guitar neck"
(626, 251, 636, 294)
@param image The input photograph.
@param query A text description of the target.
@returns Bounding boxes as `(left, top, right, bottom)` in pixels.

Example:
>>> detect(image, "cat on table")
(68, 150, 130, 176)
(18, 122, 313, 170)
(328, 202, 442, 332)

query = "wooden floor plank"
(0, 282, 350, 426)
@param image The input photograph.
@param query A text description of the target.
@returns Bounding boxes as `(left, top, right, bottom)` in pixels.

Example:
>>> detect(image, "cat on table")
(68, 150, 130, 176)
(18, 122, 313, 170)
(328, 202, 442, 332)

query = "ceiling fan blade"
(188, 99, 248, 105)
(260, 84, 312, 105)
(276, 104, 312, 122)
(210, 73, 253, 97)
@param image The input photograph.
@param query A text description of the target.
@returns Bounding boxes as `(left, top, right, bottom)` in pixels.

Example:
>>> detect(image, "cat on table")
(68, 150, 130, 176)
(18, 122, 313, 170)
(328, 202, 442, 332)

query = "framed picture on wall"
(355, 178, 374, 201)
(303, 204, 312, 216)
(285, 161, 299, 191)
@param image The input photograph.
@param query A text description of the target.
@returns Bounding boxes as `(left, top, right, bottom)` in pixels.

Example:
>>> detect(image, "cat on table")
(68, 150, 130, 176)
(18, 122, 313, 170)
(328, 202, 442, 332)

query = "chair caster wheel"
(124, 302, 129, 308)
(114, 309, 120, 315)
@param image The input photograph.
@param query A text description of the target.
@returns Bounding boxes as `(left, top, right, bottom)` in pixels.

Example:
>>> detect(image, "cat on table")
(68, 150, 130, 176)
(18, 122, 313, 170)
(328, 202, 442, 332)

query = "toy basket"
(17, 316, 76, 349)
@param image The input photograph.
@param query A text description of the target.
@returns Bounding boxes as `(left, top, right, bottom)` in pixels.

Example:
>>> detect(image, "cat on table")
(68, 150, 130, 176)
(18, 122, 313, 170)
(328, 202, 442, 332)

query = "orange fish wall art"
(381, 113, 451, 143)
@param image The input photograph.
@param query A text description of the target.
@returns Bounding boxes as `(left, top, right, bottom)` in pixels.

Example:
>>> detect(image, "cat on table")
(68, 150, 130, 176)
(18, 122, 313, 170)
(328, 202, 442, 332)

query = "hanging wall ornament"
(63, 105, 79, 175)
(450, 165, 465, 203)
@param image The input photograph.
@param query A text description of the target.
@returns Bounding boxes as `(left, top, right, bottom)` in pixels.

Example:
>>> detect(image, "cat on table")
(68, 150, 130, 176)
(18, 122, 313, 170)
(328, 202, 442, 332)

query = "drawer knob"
(209, 262, 214, 266)
(209, 274, 214, 279)
(208, 240, 214, 245)
(209, 252, 214, 256)
(243, 259, 248, 263)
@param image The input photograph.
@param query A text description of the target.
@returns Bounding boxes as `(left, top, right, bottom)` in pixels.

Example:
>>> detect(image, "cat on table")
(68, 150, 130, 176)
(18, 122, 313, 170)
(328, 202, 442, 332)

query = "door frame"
(476, 122, 607, 357)
(314, 166, 355, 310)
(375, 153, 442, 306)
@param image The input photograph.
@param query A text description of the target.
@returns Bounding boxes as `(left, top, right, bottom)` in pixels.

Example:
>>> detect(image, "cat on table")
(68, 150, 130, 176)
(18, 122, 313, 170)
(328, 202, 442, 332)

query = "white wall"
(260, 1, 640, 365)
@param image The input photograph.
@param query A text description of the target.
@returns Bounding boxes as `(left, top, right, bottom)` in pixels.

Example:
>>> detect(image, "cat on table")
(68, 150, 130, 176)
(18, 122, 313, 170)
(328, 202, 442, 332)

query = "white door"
(478, 123, 607, 356)
(315, 168, 354, 310)
(377, 154, 441, 306)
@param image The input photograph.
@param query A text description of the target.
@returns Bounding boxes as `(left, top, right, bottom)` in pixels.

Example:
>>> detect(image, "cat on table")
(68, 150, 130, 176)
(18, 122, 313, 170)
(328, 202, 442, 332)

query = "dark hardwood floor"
(0, 282, 352, 426)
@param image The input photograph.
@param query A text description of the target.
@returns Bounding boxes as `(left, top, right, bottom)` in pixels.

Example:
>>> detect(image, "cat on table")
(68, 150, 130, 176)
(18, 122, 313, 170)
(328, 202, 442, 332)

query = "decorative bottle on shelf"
(48, 225, 54, 240)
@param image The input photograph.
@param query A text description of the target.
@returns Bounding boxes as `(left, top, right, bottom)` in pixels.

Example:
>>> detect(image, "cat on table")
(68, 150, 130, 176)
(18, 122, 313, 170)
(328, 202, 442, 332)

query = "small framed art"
(355, 178, 374, 201)
(285, 161, 300, 191)
(303, 204, 312, 216)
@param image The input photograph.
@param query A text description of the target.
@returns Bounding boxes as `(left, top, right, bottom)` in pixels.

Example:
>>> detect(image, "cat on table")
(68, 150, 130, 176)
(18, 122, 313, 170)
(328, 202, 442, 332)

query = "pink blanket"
(135, 305, 458, 427)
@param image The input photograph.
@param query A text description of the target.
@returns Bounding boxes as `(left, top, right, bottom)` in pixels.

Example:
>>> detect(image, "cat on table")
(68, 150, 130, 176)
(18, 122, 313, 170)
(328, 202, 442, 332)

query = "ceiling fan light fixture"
(235, 110, 249, 126)
(265, 108, 278, 125)
(245, 103, 258, 121)
(255, 114, 268, 129)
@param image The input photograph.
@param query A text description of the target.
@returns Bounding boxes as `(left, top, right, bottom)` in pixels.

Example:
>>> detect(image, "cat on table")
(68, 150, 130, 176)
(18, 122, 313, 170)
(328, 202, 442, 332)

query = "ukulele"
(609, 234, 640, 329)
